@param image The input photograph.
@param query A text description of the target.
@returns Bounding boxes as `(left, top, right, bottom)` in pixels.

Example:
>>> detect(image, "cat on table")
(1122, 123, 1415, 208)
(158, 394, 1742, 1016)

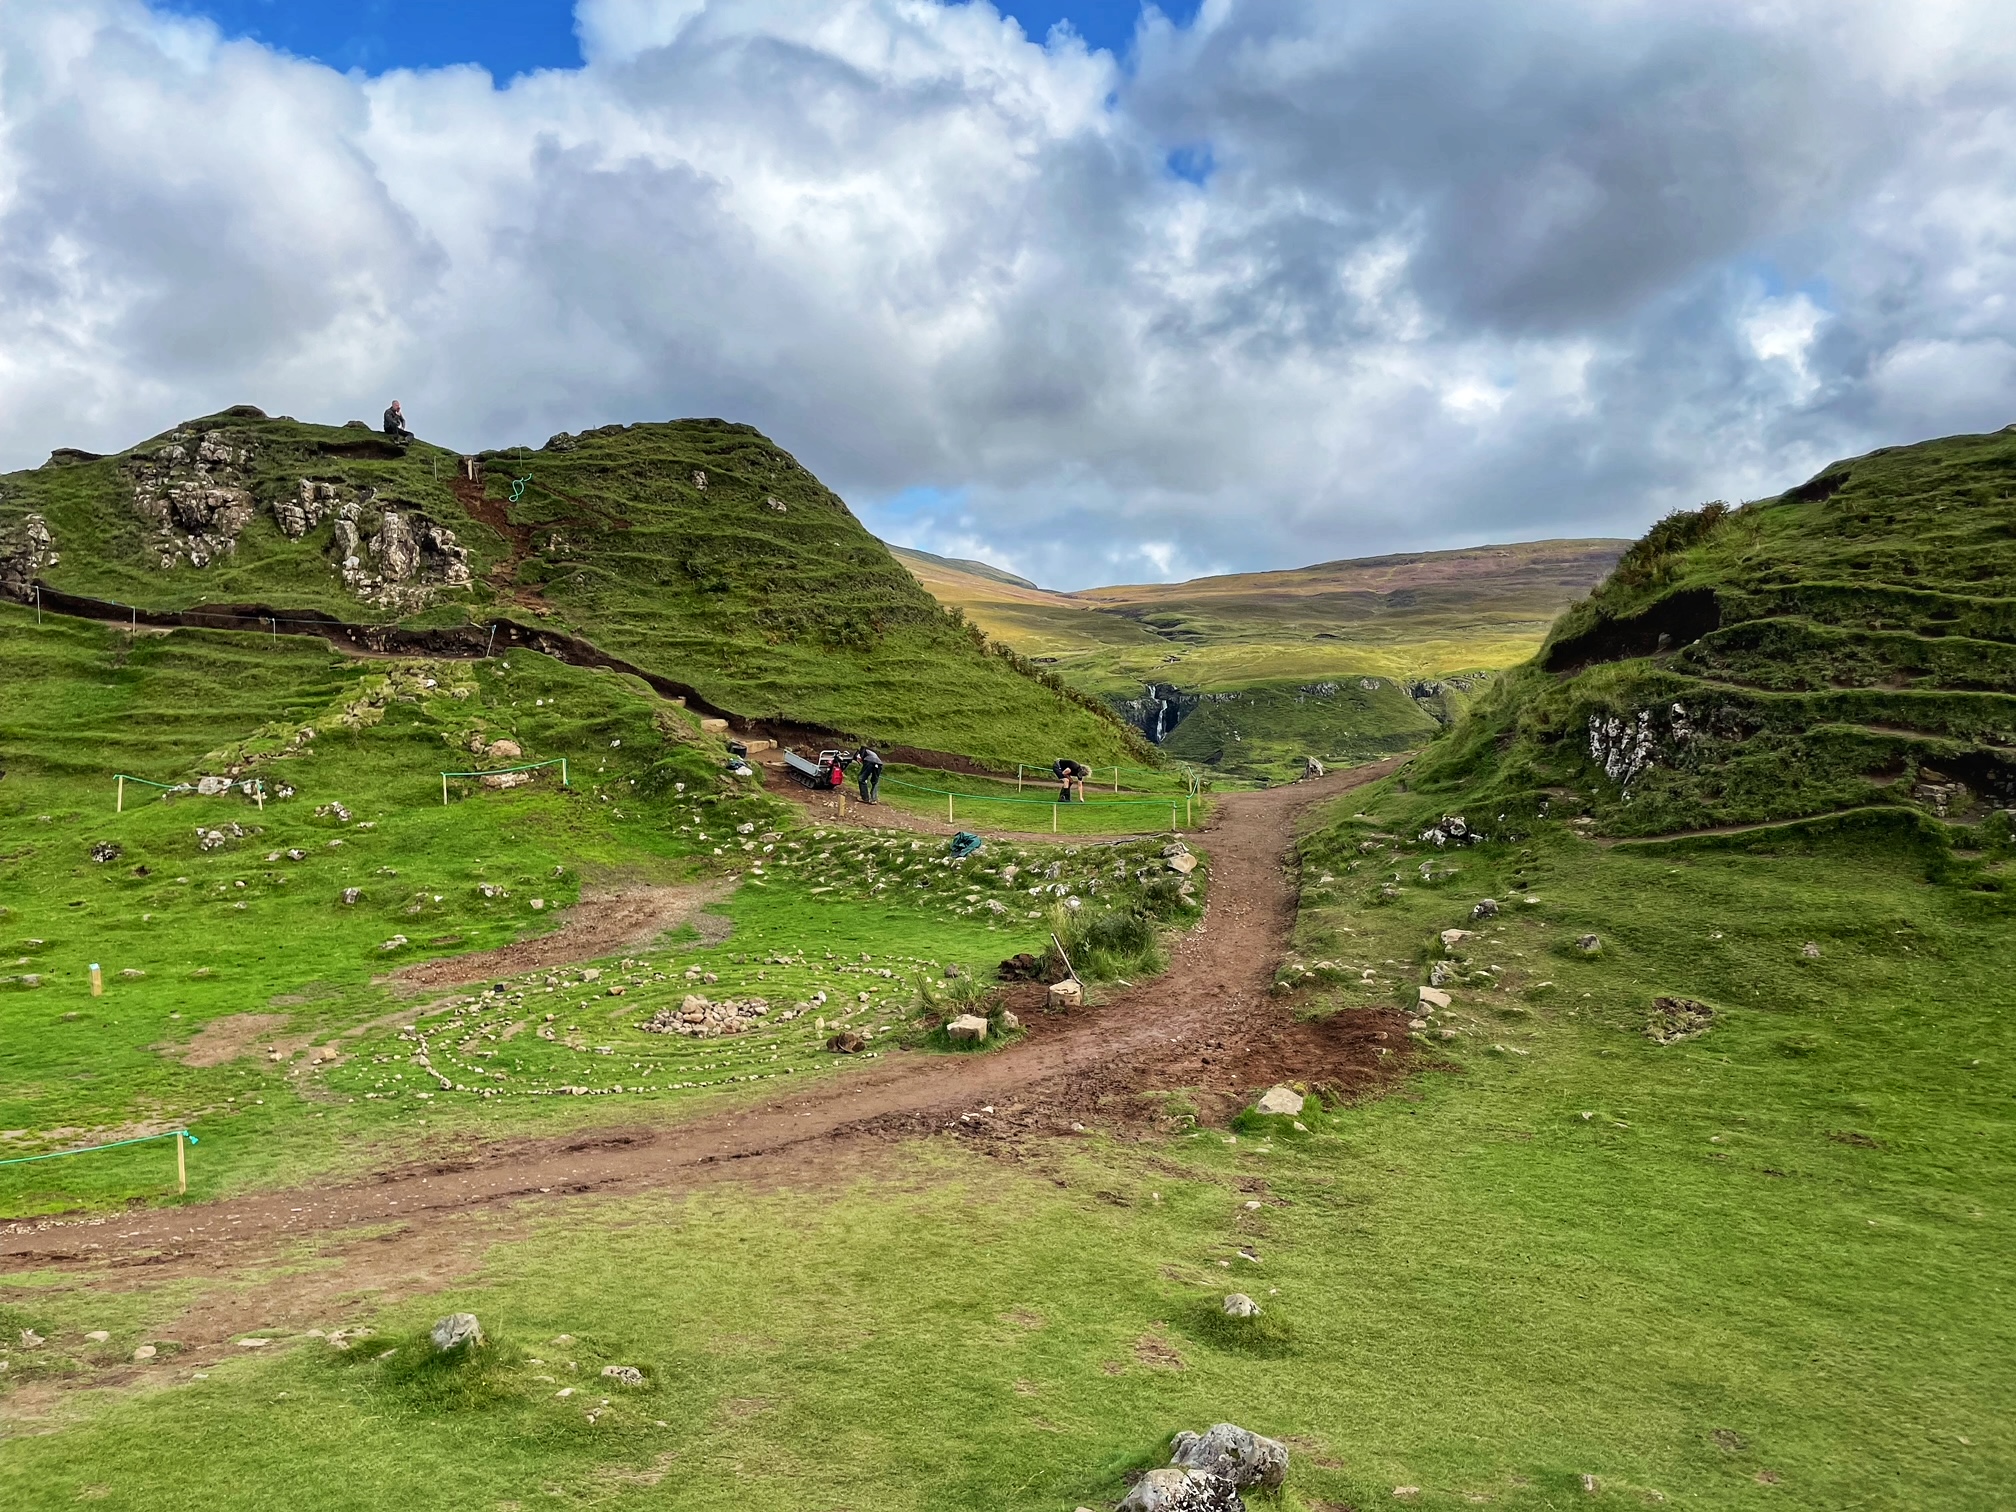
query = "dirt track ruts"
(0, 758, 1408, 1275)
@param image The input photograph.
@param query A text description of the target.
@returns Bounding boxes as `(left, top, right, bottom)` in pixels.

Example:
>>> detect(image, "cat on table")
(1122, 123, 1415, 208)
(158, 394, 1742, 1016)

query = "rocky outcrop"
(126, 428, 259, 569)
(1116, 682, 1203, 743)
(333, 502, 471, 612)
(0, 512, 55, 599)
(1587, 702, 1694, 795)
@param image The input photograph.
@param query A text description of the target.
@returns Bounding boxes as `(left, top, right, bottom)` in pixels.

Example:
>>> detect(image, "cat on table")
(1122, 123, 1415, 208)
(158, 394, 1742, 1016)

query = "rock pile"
(638, 994, 770, 1038)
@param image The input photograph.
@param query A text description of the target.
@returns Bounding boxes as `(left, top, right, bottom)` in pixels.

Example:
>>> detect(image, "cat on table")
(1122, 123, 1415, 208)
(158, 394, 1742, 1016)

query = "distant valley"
(893, 538, 1628, 779)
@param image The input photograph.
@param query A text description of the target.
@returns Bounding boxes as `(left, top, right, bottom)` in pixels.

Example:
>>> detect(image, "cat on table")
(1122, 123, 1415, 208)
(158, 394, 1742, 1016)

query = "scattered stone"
(429, 1313, 483, 1353)
(1047, 979, 1083, 1010)
(378, 935, 408, 952)
(1418, 986, 1452, 1011)
(90, 842, 122, 864)
(1576, 934, 1603, 954)
(132, 1344, 156, 1361)
(947, 1014, 989, 1044)
(600, 1365, 645, 1387)
(1472, 897, 1500, 919)
(1165, 852, 1199, 876)
(998, 1010, 1022, 1032)
(236, 1337, 271, 1349)
(825, 1031, 866, 1054)
(1802, 941, 1821, 959)
(1418, 814, 1477, 847)
(19, 1329, 44, 1349)
(84, 1330, 110, 1343)
(1428, 961, 1456, 988)
(1221, 1293, 1261, 1318)
(1440, 928, 1474, 950)
(1170, 1422, 1290, 1490)
(1303, 757, 1325, 778)
(341, 888, 362, 905)
(1253, 1086, 1304, 1117)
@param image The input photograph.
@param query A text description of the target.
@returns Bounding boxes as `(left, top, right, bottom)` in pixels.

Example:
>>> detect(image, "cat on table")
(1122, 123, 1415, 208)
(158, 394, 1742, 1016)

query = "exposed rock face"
(275, 478, 358, 539)
(126, 428, 259, 569)
(1115, 682, 1204, 744)
(1588, 703, 1694, 795)
(0, 512, 55, 599)
(334, 502, 471, 612)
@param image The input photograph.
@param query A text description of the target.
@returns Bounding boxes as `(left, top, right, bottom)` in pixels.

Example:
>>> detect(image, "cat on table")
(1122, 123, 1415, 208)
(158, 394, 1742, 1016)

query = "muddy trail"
(0, 759, 1409, 1292)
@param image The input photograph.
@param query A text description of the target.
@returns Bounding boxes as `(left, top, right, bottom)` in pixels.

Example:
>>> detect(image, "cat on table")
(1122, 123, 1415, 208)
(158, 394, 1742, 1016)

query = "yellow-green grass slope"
(897, 539, 1625, 781)
(0, 410, 1144, 768)
(1407, 426, 2016, 837)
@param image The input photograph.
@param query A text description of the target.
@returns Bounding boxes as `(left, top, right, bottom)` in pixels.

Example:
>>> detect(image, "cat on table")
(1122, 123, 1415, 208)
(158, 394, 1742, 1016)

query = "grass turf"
(1, 804, 2007, 1509)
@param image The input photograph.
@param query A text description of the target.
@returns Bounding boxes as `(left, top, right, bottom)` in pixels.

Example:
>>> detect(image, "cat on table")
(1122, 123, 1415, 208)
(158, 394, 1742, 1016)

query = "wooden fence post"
(176, 1132, 187, 1195)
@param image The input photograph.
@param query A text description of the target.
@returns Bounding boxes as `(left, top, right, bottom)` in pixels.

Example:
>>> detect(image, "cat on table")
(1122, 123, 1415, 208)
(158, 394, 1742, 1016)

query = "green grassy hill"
(896, 538, 1625, 781)
(0, 410, 1143, 769)
(1403, 427, 2016, 836)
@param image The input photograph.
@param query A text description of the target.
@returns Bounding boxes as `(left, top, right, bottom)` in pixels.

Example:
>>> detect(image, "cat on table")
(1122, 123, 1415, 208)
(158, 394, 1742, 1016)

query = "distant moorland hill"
(896, 538, 1628, 780)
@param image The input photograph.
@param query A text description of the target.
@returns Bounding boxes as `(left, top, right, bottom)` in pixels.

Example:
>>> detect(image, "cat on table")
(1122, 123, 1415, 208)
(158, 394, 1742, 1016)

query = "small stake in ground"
(948, 792, 955, 824)
(89, 962, 103, 998)
(116, 775, 124, 813)
(176, 1130, 188, 1195)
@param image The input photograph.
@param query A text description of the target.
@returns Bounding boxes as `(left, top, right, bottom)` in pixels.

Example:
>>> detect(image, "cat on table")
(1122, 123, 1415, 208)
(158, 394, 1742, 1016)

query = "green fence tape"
(0, 1129, 191, 1169)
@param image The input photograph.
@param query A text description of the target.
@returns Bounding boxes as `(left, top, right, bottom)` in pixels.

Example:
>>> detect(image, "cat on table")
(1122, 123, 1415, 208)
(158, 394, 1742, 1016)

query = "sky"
(2, 1, 2013, 590)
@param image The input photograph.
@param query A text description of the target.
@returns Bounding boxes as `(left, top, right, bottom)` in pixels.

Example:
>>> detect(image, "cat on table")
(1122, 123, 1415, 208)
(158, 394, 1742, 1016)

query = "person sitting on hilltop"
(383, 400, 413, 444)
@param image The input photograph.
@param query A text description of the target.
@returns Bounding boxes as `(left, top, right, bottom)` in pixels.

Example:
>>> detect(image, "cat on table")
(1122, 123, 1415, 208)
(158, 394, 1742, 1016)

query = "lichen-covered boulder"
(1169, 1423, 1289, 1491)
(1118, 1467, 1244, 1512)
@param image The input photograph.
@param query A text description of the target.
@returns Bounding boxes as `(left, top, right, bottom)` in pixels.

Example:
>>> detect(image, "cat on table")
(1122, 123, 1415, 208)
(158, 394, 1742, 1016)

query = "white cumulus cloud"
(0, 0, 2013, 587)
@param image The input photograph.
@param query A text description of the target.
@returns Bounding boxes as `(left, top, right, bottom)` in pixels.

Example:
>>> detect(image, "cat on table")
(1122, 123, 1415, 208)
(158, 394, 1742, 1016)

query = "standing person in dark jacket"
(383, 400, 413, 443)
(857, 743, 884, 804)
(1053, 757, 1088, 803)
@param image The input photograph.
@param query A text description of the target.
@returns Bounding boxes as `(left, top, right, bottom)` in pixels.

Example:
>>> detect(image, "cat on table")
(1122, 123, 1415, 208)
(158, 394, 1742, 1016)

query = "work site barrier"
(440, 758, 570, 803)
(114, 773, 266, 811)
(879, 774, 1196, 832)
(0, 1129, 196, 1194)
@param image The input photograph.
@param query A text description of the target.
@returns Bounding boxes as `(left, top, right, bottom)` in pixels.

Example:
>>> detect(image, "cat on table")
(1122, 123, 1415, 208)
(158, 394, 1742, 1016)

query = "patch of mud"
(382, 882, 735, 990)
(171, 1013, 293, 1068)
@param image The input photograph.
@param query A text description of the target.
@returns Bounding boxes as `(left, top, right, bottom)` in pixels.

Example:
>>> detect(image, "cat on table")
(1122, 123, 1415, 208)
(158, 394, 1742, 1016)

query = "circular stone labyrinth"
(335, 953, 929, 1104)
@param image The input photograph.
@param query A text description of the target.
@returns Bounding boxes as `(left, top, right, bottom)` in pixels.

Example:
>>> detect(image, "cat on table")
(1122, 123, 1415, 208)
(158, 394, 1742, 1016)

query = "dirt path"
(381, 881, 735, 990)
(0, 757, 1408, 1284)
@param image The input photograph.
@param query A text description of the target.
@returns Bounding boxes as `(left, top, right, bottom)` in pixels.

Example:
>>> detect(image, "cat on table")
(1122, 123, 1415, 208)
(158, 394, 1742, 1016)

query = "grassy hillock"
(896, 540, 1625, 782)
(0, 410, 1143, 768)
(1404, 427, 2016, 836)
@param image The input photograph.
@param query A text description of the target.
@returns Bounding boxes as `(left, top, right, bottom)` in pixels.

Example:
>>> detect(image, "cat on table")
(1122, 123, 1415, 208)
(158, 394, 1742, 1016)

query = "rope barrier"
(439, 758, 570, 804)
(0, 1129, 196, 1194)
(880, 775, 1194, 831)
(114, 773, 263, 811)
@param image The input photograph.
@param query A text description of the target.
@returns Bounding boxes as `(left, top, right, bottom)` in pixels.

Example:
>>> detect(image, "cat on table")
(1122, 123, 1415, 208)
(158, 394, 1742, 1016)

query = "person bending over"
(1053, 757, 1088, 803)
(857, 744, 884, 804)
